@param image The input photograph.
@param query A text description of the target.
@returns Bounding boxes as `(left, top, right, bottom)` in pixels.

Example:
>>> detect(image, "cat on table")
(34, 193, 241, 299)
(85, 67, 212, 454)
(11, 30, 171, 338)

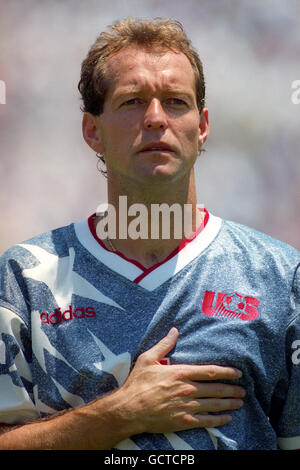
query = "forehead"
(105, 46, 196, 95)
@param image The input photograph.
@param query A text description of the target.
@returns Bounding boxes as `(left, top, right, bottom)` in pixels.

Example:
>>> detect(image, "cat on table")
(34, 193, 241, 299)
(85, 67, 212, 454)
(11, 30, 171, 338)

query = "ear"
(198, 108, 209, 149)
(82, 112, 105, 154)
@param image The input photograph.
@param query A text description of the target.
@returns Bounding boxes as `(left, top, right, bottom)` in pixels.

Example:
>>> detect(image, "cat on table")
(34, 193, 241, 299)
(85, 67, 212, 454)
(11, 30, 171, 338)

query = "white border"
(74, 218, 143, 281)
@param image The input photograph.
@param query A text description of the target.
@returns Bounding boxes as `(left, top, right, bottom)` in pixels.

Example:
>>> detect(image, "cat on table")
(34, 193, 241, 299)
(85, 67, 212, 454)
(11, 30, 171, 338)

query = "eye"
(122, 98, 143, 106)
(166, 98, 188, 106)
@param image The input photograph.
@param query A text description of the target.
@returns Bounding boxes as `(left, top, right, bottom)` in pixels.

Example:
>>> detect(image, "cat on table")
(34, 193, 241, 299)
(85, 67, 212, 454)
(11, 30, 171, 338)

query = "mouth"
(139, 142, 174, 153)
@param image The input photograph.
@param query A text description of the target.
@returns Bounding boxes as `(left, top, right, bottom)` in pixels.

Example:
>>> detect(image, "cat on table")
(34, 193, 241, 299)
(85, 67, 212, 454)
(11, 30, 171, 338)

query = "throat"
(131, 243, 176, 269)
(105, 236, 181, 269)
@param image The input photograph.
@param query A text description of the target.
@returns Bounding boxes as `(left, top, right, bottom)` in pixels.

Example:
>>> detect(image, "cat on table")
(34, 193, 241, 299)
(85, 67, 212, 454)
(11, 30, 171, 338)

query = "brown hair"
(78, 17, 206, 116)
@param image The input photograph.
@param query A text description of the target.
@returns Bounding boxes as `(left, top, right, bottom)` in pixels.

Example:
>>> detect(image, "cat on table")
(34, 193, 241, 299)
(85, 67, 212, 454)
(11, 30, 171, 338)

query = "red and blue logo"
(201, 291, 259, 321)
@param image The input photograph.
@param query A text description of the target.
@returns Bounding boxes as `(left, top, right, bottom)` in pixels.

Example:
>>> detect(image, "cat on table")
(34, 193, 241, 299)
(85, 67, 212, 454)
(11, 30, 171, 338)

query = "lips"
(140, 142, 173, 152)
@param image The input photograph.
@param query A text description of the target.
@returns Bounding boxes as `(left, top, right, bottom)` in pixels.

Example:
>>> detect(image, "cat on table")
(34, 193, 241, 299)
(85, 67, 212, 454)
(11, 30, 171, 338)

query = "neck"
(97, 170, 202, 268)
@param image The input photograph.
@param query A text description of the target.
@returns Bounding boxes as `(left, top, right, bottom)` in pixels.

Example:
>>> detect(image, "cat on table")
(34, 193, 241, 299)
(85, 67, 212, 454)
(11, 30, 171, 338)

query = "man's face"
(85, 46, 209, 187)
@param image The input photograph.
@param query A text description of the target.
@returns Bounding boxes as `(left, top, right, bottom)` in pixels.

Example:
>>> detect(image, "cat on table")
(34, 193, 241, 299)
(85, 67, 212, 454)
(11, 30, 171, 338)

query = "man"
(0, 18, 299, 450)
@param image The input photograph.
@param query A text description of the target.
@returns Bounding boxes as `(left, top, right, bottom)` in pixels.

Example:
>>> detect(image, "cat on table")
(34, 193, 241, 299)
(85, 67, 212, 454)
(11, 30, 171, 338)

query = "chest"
(30, 270, 286, 414)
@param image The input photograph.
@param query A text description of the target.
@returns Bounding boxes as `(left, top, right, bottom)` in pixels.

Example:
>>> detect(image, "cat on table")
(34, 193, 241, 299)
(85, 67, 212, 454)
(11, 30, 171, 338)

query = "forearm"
(0, 389, 133, 450)
(0, 329, 246, 449)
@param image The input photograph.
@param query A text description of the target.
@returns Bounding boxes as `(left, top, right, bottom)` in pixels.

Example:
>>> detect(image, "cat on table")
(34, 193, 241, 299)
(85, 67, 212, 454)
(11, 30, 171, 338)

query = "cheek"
(104, 115, 140, 146)
(177, 124, 200, 150)
(100, 123, 125, 154)
(173, 113, 200, 145)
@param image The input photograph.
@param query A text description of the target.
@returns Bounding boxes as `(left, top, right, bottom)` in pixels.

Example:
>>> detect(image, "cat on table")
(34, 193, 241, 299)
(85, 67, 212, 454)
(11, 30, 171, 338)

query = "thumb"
(141, 327, 179, 364)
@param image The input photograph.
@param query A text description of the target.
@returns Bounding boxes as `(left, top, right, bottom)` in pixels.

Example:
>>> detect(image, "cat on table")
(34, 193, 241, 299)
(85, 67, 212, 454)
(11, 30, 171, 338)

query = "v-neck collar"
(74, 209, 222, 291)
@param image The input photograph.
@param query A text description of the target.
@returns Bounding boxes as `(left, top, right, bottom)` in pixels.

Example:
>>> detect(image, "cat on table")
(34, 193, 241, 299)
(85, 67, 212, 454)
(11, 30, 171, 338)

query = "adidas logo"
(40, 305, 96, 324)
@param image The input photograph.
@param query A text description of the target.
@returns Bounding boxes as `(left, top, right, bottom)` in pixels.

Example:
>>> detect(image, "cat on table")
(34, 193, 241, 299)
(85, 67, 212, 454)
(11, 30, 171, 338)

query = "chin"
(135, 166, 188, 186)
(140, 159, 181, 175)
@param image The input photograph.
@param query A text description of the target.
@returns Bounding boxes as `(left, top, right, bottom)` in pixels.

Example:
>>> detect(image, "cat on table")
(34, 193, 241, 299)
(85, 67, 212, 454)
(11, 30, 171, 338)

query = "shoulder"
(0, 222, 75, 267)
(216, 218, 300, 283)
(0, 222, 75, 320)
(221, 218, 300, 259)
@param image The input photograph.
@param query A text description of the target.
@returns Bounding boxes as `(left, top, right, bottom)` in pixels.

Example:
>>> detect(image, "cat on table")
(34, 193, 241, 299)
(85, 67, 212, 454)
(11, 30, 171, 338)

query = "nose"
(144, 98, 168, 131)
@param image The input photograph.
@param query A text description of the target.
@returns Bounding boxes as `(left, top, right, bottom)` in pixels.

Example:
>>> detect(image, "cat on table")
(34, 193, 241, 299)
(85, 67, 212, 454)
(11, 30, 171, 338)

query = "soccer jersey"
(0, 210, 299, 450)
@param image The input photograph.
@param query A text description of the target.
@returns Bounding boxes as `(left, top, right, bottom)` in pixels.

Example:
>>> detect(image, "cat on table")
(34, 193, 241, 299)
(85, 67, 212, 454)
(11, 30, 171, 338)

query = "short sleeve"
(0, 304, 40, 424)
(273, 264, 300, 450)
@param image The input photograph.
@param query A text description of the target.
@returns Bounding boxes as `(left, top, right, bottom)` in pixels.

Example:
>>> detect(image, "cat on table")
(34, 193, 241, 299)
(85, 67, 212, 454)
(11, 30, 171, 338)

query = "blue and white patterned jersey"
(0, 210, 299, 450)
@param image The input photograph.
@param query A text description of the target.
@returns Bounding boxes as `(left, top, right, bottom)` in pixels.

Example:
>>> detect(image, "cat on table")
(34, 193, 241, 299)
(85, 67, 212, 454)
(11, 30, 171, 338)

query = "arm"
(0, 327, 245, 449)
(0, 389, 137, 449)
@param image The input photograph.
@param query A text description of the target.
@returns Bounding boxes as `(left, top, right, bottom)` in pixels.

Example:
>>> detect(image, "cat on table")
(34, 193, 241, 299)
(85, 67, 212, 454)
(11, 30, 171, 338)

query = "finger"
(139, 327, 179, 364)
(175, 364, 243, 381)
(188, 397, 244, 413)
(191, 382, 246, 398)
(195, 413, 233, 428)
(181, 413, 233, 429)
